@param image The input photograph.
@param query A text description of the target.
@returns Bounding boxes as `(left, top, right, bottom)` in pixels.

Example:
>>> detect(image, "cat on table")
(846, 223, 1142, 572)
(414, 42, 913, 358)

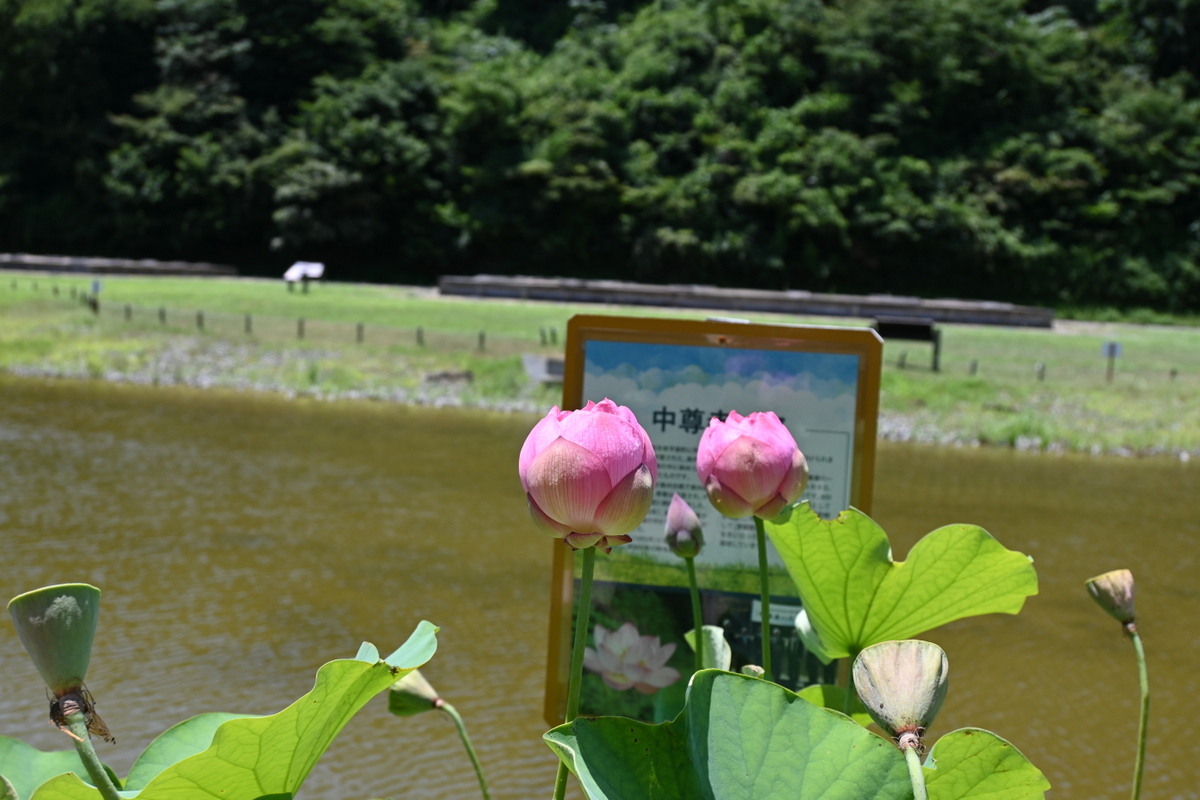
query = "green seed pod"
(8, 584, 101, 696)
(853, 640, 949, 748)
(388, 669, 441, 717)
(1086, 569, 1136, 625)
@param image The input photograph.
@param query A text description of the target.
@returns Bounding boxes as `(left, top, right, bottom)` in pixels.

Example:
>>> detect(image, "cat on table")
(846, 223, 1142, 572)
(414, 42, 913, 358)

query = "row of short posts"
(7, 282, 1196, 381)
(82, 300, 481, 352)
(903, 353, 1183, 383)
(117, 305, 435, 349)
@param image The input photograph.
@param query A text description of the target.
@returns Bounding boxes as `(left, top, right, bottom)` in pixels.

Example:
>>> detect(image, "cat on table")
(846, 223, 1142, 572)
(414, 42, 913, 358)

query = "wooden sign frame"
(544, 315, 883, 725)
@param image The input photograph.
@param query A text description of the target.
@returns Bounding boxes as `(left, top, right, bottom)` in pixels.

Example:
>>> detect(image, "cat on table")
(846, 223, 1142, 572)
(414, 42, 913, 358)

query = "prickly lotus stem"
(388, 669, 442, 717)
(1086, 569, 1136, 627)
(8, 584, 101, 696)
(853, 640, 949, 750)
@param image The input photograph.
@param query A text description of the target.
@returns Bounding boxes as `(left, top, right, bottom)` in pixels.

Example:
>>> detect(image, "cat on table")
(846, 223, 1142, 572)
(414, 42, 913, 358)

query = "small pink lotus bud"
(519, 399, 658, 552)
(1087, 569, 1136, 625)
(740, 664, 766, 678)
(696, 411, 808, 519)
(664, 493, 704, 558)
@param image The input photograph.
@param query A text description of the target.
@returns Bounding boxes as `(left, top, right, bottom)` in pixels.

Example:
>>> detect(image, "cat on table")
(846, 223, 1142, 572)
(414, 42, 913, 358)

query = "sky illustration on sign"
(583, 341, 858, 434)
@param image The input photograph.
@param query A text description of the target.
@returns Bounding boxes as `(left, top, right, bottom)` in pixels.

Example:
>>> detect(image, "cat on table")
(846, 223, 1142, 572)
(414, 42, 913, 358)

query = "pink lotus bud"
(664, 493, 704, 558)
(695, 411, 808, 520)
(519, 399, 658, 552)
(1087, 569, 1136, 625)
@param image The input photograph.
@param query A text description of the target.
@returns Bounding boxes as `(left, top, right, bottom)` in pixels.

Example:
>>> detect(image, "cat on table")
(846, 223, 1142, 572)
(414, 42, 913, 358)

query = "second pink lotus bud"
(664, 493, 704, 558)
(695, 410, 808, 520)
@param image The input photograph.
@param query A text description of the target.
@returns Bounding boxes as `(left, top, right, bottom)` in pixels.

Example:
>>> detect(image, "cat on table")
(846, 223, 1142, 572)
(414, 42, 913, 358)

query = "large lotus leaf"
(1, 776, 16, 800)
(544, 670, 912, 800)
(925, 729, 1049, 800)
(0, 739, 118, 800)
(30, 621, 438, 800)
(765, 504, 1037, 660)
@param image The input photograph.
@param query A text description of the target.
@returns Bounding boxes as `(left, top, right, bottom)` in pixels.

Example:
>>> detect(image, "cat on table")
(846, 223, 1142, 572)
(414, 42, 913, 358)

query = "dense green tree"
(0, 0, 156, 248)
(1, 0, 1197, 308)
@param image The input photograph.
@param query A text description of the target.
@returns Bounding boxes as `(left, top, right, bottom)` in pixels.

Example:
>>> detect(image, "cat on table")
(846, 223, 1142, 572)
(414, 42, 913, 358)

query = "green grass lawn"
(3, 271, 1198, 454)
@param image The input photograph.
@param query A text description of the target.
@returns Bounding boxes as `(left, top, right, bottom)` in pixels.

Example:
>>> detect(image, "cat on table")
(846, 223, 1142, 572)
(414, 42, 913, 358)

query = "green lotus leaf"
(8, 585, 101, 695)
(925, 728, 1050, 800)
(545, 669, 912, 800)
(795, 683, 873, 727)
(123, 714, 252, 791)
(0, 739, 118, 800)
(29, 621, 438, 800)
(765, 504, 1037, 660)
(1, 776, 17, 800)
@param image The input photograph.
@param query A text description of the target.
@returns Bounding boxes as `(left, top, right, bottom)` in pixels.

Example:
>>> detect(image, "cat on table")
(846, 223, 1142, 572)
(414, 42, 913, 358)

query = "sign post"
(544, 315, 883, 725)
(1103, 341, 1123, 383)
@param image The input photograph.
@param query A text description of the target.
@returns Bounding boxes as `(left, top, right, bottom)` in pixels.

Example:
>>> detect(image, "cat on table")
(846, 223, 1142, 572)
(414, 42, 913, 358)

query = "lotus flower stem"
(439, 701, 491, 800)
(685, 557, 703, 673)
(753, 517, 772, 681)
(553, 546, 597, 800)
(1129, 626, 1149, 800)
(63, 713, 121, 800)
(843, 647, 860, 716)
(903, 744, 928, 800)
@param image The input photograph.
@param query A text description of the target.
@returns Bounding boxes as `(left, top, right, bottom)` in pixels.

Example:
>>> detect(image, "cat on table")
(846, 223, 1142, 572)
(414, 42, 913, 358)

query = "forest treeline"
(2, 0, 1198, 307)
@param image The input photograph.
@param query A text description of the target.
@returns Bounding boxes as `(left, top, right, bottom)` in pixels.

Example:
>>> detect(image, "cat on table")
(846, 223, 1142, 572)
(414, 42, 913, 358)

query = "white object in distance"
(283, 261, 325, 282)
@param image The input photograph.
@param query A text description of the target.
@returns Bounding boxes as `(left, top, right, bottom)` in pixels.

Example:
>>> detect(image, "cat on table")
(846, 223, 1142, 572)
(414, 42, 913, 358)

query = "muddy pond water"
(0, 375, 1196, 800)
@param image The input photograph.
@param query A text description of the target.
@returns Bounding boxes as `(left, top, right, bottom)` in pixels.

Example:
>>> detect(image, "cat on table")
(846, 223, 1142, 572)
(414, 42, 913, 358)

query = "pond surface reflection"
(0, 376, 1195, 800)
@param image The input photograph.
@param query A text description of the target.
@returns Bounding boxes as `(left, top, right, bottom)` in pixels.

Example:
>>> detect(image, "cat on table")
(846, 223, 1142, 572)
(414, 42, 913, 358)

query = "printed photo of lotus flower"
(583, 622, 682, 695)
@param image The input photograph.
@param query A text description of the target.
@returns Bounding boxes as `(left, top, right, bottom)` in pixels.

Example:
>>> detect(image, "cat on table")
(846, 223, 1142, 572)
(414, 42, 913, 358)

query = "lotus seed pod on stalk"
(695, 411, 808, 520)
(8, 584, 101, 696)
(389, 669, 493, 800)
(853, 640, 949, 751)
(519, 399, 658, 552)
(388, 669, 441, 717)
(1087, 569, 1136, 627)
(1086, 569, 1149, 800)
(664, 493, 704, 558)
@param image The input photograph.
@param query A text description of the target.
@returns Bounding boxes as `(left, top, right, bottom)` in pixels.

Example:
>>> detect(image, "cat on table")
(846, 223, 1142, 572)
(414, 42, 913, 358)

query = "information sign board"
(544, 315, 883, 725)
